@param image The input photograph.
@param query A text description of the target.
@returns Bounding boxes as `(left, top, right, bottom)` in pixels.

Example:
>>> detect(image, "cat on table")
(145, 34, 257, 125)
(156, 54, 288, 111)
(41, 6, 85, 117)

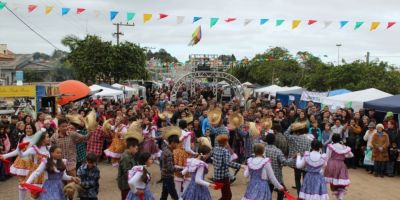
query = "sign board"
(300, 91, 328, 103)
(16, 71, 23, 86)
(0, 85, 36, 97)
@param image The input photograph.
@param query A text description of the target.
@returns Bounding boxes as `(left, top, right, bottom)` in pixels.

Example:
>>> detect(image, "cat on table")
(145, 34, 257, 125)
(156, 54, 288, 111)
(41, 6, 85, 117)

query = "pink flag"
(77, 8, 86, 14)
(28, 5, 37, 13)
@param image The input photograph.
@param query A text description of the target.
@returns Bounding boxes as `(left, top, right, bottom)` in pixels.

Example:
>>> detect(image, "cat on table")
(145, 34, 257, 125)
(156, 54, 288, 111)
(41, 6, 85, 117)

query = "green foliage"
(23, 69, 46, 82)
(147, 48, 178, 63)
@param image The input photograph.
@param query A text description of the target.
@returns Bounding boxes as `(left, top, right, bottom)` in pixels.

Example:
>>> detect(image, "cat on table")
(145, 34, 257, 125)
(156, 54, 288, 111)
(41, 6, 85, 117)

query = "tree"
(147, 48, 178, 63)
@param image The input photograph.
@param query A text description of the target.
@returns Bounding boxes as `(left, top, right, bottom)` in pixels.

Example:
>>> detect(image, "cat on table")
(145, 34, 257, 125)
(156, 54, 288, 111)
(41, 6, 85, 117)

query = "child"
(296, 140, 329, 200)
(0, 124, 11, 181)
(212, 134, 244, 200)
(324, 134, 353, 200)
(78, 153, 100, 200)
(126, 152, 155, 200)
(309, 121, 322, 142)
(25, 145, 80, 200)
(104, 116, 128, 167)
(242, 143, 284, 200)
(321, 123, 333, 153)
(118, 138, 140, 200)
(159, 126, 181, 200)
(181, 145, 216, 200)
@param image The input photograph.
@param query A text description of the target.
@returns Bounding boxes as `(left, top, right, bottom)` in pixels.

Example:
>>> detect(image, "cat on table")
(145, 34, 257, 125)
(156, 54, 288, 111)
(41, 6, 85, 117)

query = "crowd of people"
(0, 86, 399, 200)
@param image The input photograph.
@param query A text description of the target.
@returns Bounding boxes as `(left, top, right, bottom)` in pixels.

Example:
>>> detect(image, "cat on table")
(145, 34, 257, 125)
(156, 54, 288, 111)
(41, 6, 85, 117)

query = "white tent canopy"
(90, 84, 124, 101)
(322, 88, 392, 111)
(112, 83, 138, 98)
(254, 85, 302, 97)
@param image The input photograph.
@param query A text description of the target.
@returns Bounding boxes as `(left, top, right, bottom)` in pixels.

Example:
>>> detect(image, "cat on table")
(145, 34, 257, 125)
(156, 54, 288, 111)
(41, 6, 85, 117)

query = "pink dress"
(324, 144, 351, 187)
(140, 126, 160, 158)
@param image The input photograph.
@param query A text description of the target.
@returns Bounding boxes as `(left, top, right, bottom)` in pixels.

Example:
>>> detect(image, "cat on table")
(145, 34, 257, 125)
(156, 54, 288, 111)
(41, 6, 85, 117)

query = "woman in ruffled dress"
(104, 116, 128, 167)
(181, 145, 215, 200)
(324, 134, 353, 200)
(140, 117, 161, 160)
(296, 140, 329, 200)
(242, 143, 284, 200)
(126, 152, 155, 200)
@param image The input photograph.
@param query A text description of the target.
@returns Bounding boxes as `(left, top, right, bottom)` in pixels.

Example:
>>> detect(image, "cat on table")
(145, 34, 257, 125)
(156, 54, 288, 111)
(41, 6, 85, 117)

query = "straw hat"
(66, 114, 84, 127)
(158, 111, 173, 121)
(124, 120, 144, 143)
(248, 122, 260, 138)
(198, 137, 212, 150)
(208, 108, 222, 125)
(159, 126, 181, 140)
(228, 113, 244, 129)
(84, 109, 97, 132)
(182, 114, 194, 124)
(102, 119, 113, 134)
(261, 117, 272, 129)
(291, 122, 307, 132)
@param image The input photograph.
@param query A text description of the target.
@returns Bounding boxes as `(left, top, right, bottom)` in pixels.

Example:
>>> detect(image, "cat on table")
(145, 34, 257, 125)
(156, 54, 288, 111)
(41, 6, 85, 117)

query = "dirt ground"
(1, 162, 399, 200)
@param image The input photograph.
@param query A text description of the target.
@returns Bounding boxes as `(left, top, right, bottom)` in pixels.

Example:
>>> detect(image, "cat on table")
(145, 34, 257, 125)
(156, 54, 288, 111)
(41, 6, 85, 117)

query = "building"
(0, 44, 53, 85)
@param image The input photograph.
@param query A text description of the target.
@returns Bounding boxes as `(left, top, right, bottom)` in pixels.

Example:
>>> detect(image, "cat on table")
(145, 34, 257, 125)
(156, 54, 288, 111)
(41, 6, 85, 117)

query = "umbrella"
(57, 80, 90, 106)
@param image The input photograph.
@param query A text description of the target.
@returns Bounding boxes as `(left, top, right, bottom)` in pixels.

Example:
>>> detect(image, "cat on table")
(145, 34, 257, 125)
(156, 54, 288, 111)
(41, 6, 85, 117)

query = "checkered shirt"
(87, 126, 105, 156)
(265, 144, 291, 183)
(76, 129, 88, 163)
(210, 125, 229, 147)
(212, 146, 241, 180)
(284, 128, 311, 168)
(161, 145, 175, 178)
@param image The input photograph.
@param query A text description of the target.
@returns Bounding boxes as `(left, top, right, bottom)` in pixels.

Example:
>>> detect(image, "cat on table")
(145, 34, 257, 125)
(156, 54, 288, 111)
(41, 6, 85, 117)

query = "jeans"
(386, 161, 396, 176)
(160, 177, 179, 200)
(269, 183, 284, 200)
(294, 168, 306, 195)
(374, 161, 387, 176)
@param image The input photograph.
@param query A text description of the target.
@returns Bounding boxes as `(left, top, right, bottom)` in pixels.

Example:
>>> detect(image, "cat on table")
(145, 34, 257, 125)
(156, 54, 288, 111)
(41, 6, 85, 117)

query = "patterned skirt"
(324, 159, 350, 187)
(125, 185, 154, 200)
(299, 172, 329, 200)
(10, 156, 31, 177)
(181, 178, 212, 200)
(104, 138, 125, 158)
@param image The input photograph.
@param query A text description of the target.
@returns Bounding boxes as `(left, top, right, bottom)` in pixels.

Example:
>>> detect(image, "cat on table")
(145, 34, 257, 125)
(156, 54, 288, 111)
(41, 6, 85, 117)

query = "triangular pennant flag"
(340, 21, 349, 28)
(276, 19, 285, 26)
(0, 2, 7, 10)
(323, 21, 332, 29)
(244, 19, 253, 26)
(387, 22, 396, 29)
(177, 16, 185, 24)
(189, 26, 202, 46)
(308, 20, 317, 25)
(210, 18, 219, 28)
(225, 18, 236, 23)
(110, 11, 119, 21)
(193, 17, 202, 23)
(143, 13, 152, 23)
(370, 22, 380, 31)
(45, 6, 53, 15)
(77, 8, 86, 14)
(159, 13, 168, 20)
(62, 8, 70, 16)
(292, 20, 301, 29)
(127, 12, 135, 21)
(260, 18, 269, 25)
(354, 21, 364, 30)
(28, 5, 37, 13)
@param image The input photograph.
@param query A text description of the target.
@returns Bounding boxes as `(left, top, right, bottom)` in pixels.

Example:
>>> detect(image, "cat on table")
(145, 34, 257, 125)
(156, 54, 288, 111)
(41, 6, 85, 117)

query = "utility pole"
(366, 51, 370, 66)
(113, 22, 135, 45)
(336, 44, 342, 66)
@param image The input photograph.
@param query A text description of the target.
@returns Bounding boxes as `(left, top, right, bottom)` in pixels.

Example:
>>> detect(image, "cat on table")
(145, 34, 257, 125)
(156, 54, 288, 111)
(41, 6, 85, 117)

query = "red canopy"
(57, 80, 90, 106)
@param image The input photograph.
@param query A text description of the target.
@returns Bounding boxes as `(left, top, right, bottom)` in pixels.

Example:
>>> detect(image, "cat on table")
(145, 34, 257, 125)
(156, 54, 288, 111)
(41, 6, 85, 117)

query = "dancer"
(242, 143, 284, 200)
(104, 116, 128, 167)
(140, 117, 161, 160)
(126, 152, 155, 200)
(181, 145, 215, 200)
(25, 145, 80, 200)
(77, 153, 100, 200)
(324, 134, 353, 200)
(296, 140, 329, 200)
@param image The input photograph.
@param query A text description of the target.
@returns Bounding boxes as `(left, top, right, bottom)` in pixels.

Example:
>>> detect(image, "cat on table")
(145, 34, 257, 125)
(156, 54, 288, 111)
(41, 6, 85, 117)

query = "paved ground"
(1, 163, 399, 200)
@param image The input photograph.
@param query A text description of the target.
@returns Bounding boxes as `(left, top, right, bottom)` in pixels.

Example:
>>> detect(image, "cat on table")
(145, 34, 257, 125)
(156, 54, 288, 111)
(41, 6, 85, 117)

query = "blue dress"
(39, 171, 67, 200)
(181, 159, 212, 200)
(125, 185, 154, 200)
(299, 152, 329, 200)
(243, 158, 276, 200)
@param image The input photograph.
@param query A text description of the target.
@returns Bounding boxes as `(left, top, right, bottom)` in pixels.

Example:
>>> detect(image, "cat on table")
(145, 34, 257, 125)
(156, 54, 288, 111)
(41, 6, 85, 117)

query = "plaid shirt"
(76, 129, 88, 163)
(87, 126, 106, 156)
(161, 145, 175, 178)
(210, 125, 229, 147)
(284, 128, 311, 168)
(77, 164, 100, 198)
(265, 144, 291, 183)
(212, 146, 241, 180)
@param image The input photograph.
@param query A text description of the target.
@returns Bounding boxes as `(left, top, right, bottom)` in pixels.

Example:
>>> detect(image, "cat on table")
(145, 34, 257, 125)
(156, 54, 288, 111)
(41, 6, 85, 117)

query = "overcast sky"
(1, 0, 400, 65)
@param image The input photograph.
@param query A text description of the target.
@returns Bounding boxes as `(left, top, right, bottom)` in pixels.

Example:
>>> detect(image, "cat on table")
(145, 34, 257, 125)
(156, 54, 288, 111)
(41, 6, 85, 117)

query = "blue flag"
(193, 16, 202, 23)
(61, 8, 70, 16)
(110, 11, 119, 21)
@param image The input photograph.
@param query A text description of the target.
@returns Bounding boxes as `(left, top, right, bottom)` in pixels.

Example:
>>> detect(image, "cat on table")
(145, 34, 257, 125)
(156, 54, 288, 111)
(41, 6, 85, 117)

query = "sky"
(1, 0, 400, 65)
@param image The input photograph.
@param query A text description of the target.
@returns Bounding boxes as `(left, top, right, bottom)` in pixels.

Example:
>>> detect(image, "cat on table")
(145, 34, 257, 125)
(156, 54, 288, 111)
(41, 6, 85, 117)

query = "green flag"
(354, 21, 364, 30)
(276, 19, 285, 26)
(0, 2, 6, 10)
(210, 18, 219, 28)
(127, 12, 135, 21)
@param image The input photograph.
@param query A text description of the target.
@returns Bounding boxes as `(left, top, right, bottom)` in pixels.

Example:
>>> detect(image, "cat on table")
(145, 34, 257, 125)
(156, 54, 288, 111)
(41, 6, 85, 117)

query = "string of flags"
(0, 2, 397, 31)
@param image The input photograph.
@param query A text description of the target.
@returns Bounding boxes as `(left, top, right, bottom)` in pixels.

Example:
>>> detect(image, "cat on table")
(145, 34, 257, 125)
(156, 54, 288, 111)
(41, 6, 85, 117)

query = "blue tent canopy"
(328, 89, 351, 96)
(276, 88, 305, 107)
(364, 95, 400, 113)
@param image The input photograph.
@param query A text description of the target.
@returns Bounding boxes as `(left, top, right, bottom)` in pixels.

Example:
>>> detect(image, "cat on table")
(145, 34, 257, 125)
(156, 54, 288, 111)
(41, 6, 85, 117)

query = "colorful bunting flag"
(110, 11, 118, 21)
(177, 16, 185, 24)
(45, 6, 53, 15)
(28, 5, 37, 13)
(260, 18, 269, 25)
(77, 8, 86, 14)
(0, 2, 6, 10)
(292, 20, 301, 29)
(189, 26, 202, 46)
(354, 21, 364, 30)
(308, 20, 317, 25)
(323, 21, 332, 29)
(225, 18, 236, 23)
(193, 17, 202, 23)
(370, 22, 380, 31)
(340, 21, 349, 28)
(159, 13, 168, 20)
(387, 22, 396, 29)
(276, 19, 285, 26)
(210, 18, 219, 28)
(127, 12, 135, 21)
(62, 8, 70, 16)
(244, 19, 253, 26)
(143, 13, 152, 23)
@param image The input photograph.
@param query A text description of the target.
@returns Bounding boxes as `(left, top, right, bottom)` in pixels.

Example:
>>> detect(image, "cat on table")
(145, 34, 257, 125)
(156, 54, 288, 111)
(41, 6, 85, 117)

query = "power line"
(2, 2, 60, 50)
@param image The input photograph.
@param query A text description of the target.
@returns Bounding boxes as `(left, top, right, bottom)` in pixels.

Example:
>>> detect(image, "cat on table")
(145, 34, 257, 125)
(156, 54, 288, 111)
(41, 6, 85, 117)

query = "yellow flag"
(292, 20, 301, 29)
(143, 13, 152, 23)
(45, 6, 53, 15)
(370, 22, 380, 31)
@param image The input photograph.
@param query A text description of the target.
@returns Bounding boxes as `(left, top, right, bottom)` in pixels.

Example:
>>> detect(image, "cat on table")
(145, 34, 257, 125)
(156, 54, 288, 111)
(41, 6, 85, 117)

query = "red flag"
(18, 141, 30, 150)
(0, 159, 10, 164)
(159, 13, 168, 19)
(21, 183, 44, 196)
(213, 182, 224, 190)
(225, 18, 236, 23)
(28, 5, 37, 13)
(140, 193, 144, 200)
(308, 20, 317, 25)
(284, 191, 298, 200)
(77, 8, 86, 14)
(387, 22, 396, 29)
